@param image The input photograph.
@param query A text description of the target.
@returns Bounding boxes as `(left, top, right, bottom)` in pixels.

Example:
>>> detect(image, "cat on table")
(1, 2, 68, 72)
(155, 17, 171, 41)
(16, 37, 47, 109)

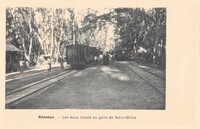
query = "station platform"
(6, 63, 62, 77)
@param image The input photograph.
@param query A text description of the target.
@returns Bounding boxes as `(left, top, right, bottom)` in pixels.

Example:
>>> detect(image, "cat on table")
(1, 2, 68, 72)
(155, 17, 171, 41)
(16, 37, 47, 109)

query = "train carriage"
(65, 45, 97, 69)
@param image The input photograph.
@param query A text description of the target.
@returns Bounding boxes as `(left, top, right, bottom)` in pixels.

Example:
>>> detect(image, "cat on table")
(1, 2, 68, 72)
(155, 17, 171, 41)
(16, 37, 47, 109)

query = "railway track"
(6, 69, 77, 107)
(6, 67, 61, 82)
(126, 62, 165, 96)
(129, 62, 165, 80)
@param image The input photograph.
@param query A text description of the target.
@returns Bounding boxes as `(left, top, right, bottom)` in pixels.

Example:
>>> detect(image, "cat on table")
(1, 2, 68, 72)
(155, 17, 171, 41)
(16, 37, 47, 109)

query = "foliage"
(6, 7, 166, 70)
(113, 8, 166, 68)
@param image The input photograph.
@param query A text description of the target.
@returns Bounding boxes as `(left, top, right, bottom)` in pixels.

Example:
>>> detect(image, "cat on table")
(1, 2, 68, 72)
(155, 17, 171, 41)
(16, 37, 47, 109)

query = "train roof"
(65, 44, 86, 47)
(6, 41, 20, 52)
(65, 44, 96, 48)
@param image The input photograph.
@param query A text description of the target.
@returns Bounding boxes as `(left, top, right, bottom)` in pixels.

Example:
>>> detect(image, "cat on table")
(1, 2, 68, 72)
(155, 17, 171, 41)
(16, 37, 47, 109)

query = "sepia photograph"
(1, 0, 200, 129)
(5, 7, 166, 109)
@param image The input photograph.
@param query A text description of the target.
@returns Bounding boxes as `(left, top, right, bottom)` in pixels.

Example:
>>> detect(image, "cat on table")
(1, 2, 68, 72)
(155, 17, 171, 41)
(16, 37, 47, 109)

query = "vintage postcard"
(0, 0, 199, 129)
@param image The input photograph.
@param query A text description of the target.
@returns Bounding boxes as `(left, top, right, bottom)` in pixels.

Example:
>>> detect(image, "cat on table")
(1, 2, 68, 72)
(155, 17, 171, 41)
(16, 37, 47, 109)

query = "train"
(65, 45, 98, 69)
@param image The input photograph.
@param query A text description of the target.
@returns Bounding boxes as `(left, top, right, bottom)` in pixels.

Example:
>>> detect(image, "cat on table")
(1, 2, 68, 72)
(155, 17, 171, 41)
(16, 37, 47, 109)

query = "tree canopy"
(6, 7, 166, 69)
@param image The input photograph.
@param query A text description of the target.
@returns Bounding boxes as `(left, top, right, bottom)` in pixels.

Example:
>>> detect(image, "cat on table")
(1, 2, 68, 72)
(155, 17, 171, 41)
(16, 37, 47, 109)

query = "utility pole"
(51, 8, 54, 57)
(72, 18, 75, 45)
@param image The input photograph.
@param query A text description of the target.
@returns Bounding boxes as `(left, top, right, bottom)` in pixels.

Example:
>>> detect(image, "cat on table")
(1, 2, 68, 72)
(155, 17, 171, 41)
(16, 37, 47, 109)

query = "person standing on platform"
(59, 55, 64, 69)
(47, 58, 51, 71)
(19, 60, 24, 73)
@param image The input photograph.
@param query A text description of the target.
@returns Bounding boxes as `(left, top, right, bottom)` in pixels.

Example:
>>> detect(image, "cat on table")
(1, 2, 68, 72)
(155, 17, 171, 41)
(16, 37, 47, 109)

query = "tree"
(6, 7, 41, 66)
(6, 7, 166, 70)
(113, 8, 166, 68)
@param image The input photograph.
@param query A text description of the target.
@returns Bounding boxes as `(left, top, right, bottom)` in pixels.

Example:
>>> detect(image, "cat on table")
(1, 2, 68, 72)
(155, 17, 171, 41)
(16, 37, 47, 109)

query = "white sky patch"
(74, 8, 113, 28)
(105, 24, 115, 51)
(34, 7, 153, 52)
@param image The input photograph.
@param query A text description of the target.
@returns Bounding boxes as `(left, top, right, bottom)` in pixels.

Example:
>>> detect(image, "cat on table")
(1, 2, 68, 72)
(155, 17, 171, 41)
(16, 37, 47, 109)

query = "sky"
(34, 7, 116, 52)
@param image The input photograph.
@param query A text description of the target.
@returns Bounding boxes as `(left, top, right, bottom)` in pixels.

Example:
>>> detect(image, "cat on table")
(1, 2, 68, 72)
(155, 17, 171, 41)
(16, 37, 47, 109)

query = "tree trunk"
(26, 11, 34, 68)
(153, 9, 162, 64)
(21, 38, 30, 61)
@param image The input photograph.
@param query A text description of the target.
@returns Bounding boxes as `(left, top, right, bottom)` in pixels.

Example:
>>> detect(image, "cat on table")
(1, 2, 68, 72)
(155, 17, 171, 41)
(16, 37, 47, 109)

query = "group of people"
(100, 53, 114, 65)
(19, 57, 51, 73)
